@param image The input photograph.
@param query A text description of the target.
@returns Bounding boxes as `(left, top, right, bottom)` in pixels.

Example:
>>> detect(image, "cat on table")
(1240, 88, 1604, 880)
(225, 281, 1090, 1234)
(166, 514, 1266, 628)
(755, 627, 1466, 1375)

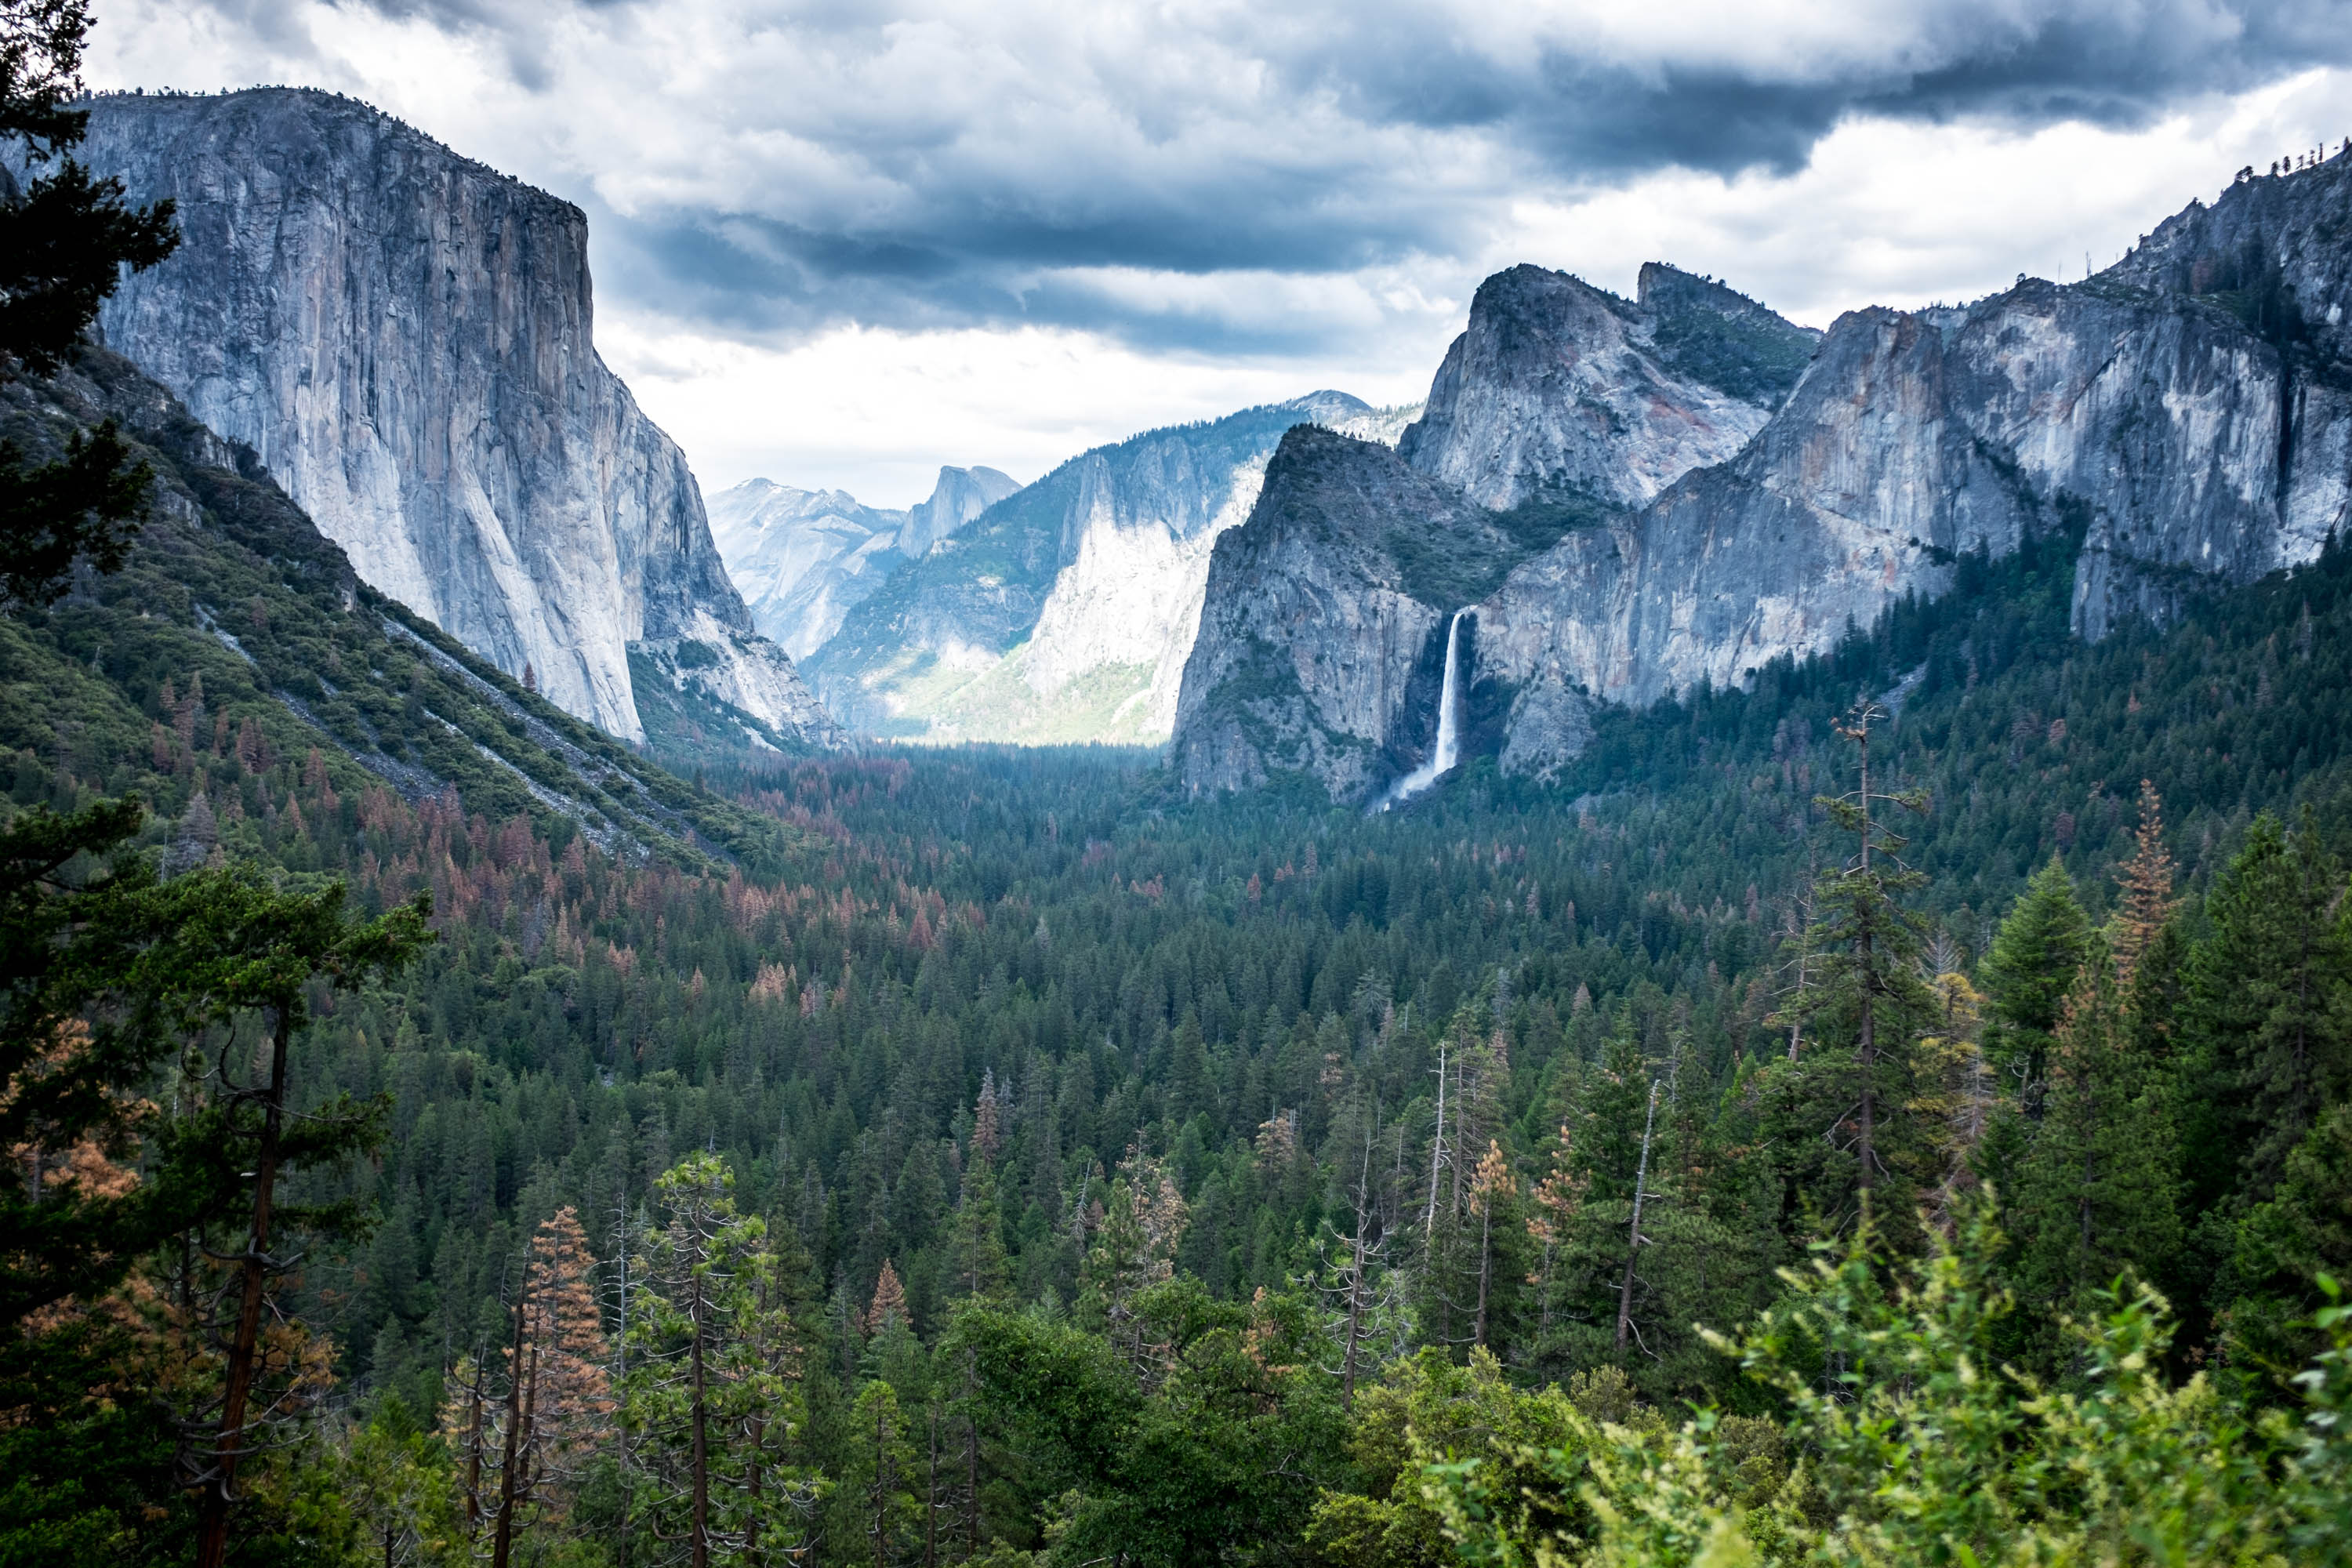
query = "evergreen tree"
(1811, 705, 1935, 1204)
(0, 0, 178, 604)
(1981, 857, 2093, 1100)
(2008, 935, 2181, 1358)
(2182, 812, 2352, 1219)
(623, 1154, 814, 1568)
(169, 873, 432, 1568)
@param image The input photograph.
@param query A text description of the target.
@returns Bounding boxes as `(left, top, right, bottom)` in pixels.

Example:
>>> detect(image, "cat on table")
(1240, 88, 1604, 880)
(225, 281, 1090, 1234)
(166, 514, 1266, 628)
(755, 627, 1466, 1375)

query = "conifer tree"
(453, 1207, 615, 1568)
(172, 875, 432, 1568)
(1981, 858, 2092, 1100)
(2009, 936, 2180, 1353)
(1809, 704, 1934, 1203)
(2111, 781, 2180, 987)
(0, 0, 178, 604)
(2182, 811, 2352, 1216)
(622, 1154, 815, 1568)
(848, 1378, 920, 1568)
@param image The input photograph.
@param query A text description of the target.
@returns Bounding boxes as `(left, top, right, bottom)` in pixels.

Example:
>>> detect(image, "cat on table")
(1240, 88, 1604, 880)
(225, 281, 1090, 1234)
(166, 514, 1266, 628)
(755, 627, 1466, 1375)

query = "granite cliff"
(1396, 262, 1817, 511)
(74, 88, 837, 750)
(1176, 158, 2352, 799)
(1172, 426, 1558, 800)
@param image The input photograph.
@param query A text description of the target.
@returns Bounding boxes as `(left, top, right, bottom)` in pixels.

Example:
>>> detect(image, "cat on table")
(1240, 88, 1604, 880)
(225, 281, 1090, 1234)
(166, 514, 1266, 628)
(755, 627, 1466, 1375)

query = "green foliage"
(1980, 856, 2092, 1087)
(1425, 1200, 2352, 1566)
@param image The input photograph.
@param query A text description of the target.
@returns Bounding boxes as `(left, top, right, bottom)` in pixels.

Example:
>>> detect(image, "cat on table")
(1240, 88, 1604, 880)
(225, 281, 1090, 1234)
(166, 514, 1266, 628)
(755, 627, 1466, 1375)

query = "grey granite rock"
(76, 88, 837, 748)
(1396, 263, 1817, 511)
(1172, 426, 1536, 802)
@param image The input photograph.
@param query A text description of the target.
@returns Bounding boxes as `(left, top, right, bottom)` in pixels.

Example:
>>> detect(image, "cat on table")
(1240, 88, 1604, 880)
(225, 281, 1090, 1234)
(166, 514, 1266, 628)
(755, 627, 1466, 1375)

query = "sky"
(88, 0, 2352, 508)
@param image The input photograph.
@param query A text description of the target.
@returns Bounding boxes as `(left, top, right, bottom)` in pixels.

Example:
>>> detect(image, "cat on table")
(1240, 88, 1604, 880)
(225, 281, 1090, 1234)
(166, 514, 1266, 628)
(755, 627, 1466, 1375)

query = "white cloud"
(82, 0, 2352, 501)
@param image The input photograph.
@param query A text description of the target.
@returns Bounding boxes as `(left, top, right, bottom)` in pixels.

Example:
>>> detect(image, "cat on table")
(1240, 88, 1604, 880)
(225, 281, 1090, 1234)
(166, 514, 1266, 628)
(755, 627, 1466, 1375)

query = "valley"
(12, 24, 2352, 1568)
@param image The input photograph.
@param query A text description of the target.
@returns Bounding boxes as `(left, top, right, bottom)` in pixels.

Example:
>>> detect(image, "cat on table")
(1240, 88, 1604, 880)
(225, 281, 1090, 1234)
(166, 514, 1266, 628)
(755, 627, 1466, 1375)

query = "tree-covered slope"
(0, 347, 813, 877)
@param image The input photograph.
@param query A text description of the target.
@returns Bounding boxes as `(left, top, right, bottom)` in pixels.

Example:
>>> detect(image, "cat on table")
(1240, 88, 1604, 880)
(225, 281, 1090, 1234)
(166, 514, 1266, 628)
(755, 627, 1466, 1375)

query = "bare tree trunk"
(1341, 1130, 1373, 1409)
(462, 1372, 486, 1526)
(492, 1287, 536, 1568)
(690, 1287, 710, 1568)
(1472, 1201, 1493, 1348)
(194, 1003, 291, 1568)
(1425, 1039, 1448, 1236)
(1615, 1080, 1660, 1356)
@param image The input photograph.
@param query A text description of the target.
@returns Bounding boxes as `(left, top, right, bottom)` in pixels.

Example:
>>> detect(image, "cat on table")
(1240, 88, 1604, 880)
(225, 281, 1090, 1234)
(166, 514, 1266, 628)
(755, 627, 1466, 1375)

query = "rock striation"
(75, 88, 837, 749)
(1396, 263, 1817, 511)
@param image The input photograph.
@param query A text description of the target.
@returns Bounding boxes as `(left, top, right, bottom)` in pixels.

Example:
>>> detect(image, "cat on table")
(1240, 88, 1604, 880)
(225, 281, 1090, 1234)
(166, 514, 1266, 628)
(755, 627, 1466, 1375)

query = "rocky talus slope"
(78, 88, 837, 750)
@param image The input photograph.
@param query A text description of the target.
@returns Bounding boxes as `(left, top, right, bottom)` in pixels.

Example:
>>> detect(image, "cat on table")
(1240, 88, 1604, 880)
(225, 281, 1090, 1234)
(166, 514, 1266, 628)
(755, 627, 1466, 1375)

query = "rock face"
(1396, 263, 1817, 511)
(1178, 161, 2352, 797)
(900, 465, 1020, 560)
(1172, 426, 1544, 801)
(806, 392, 1389, 742)
(1478, 259, 2350, 776)
(707, 465, 1015, 661)
(77, 88, 837, 749)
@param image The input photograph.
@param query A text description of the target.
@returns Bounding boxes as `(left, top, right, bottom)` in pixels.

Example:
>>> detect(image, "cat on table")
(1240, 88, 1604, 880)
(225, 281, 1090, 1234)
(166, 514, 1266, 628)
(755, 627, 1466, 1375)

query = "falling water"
(1383, 608, 1470, 810)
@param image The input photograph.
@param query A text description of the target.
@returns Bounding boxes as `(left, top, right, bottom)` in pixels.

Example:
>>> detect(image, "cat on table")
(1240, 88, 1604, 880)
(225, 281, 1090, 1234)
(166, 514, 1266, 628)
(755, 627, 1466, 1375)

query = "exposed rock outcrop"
(901, 465, 1020, 560)
(1172, 426, 1541, 802)
(1476, 262, 2350, 777)
(1180, 161, 2352, 797)
(1396, 263, 1817, 511)
(76, 88, 837, 749)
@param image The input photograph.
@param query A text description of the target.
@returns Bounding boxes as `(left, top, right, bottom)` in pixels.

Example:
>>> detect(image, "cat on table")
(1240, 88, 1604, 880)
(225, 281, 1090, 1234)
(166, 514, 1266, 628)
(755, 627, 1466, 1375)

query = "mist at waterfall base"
(1380, 608, 1471, 811)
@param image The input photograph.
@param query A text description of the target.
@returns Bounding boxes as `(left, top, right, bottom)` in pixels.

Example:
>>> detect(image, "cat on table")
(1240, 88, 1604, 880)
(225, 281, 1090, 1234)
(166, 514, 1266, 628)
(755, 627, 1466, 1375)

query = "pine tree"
(1078, 1152, 1186, 1379)
(0, 0, 179, 604)
(944, 1154, 1009, 1305)
(2009, 935, 2180, 1356)
(848, 1378, 920, 1568)
(456, 1207, 615, 1568)
(2111, 781, 2180, 987)
(2183, 811, 2352, 1215)
(1810, 704, 1934, 1203)
(170, 875, 432, 1568)
(622, 1154, 815, 1568)
(866, 1259, 909, 1338)
(1468, 1139, 1516, 1349)
(1981, 858, 2092, 1100)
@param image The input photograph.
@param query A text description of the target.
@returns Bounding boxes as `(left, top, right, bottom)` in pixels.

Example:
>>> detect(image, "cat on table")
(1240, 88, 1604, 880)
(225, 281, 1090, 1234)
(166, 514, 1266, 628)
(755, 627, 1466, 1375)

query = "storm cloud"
(92, 0, 2352, 349)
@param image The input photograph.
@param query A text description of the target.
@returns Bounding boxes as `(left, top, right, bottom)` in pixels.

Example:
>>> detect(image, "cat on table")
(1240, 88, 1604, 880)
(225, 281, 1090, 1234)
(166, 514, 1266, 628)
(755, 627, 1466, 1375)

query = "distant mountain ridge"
(708, 466, 1018, 660)
(802, 391, 1415, 744)
(73, 88, 838, 753)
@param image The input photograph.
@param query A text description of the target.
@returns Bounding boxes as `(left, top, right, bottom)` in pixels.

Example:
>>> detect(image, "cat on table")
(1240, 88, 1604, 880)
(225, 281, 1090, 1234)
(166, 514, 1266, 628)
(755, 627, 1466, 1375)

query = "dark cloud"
(137, 0, 2352, 348)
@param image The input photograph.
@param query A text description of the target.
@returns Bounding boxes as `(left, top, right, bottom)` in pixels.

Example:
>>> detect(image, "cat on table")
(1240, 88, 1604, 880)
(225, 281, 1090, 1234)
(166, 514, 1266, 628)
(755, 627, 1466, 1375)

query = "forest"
(9, 5, 2352, 1563)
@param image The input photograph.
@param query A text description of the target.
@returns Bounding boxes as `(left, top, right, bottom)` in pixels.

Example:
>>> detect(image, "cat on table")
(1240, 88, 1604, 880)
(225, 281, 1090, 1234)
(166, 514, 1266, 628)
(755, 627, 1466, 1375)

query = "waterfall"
(1383, 608, 1470, 809)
